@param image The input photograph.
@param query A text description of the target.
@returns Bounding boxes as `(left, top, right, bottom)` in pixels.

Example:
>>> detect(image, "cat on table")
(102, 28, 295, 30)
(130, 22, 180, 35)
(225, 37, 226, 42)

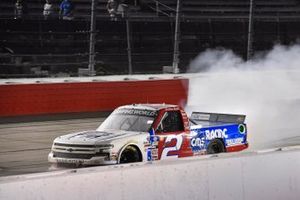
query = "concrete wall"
(0, 78, 188, 117)
(0, 147, 299, 200)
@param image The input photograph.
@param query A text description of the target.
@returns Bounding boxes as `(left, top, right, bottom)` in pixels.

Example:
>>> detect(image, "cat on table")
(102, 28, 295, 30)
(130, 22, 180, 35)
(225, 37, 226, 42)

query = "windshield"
(97, 108, 157, 132)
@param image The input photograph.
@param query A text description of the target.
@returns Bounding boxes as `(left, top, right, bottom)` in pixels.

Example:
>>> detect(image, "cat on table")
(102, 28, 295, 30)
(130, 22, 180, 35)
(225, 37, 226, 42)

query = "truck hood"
(54, 129, 146, 145)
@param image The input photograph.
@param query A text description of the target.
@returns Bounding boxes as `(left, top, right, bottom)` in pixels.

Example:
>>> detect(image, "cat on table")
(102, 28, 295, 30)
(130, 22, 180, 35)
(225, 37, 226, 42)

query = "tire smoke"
(186, 44, 300, 149)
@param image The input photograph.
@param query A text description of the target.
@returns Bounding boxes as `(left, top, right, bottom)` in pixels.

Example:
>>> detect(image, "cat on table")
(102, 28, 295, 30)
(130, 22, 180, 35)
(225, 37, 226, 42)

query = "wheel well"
(207, 138, 226, 154)
(119, 144, 143, 163)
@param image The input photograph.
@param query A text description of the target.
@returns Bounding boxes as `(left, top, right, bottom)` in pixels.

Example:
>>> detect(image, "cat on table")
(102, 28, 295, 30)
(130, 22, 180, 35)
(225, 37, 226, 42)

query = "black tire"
(119, 145, 142, 164)
(207, 139, 226, 154)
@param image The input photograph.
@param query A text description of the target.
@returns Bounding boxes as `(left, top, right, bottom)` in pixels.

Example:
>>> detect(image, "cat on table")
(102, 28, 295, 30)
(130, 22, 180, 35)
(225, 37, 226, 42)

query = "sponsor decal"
(115, 108, 157, 117)
(147, 128, 159, 161)
(145, 129, 159, 153)
(71, 131, 114, 139)
(147, 148, 152, 161)
(190, 131, 205, 151)
(149, 128, 155, 144)
(205, 128, 228, 140)
(190, 128, 229, 152)
(191, 113, 210, 121)
(56, 158, 84, 164)
(226, 137, 244, 146)
(238, 124, 246, 134)
(191, 137, 205, 149)
(147, 148, 158, 161)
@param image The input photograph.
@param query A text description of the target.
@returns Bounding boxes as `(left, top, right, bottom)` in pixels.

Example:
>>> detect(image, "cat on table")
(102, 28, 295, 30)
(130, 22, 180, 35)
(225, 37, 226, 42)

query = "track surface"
(1, 116, 299, 177)
(0, 118, 104, 177)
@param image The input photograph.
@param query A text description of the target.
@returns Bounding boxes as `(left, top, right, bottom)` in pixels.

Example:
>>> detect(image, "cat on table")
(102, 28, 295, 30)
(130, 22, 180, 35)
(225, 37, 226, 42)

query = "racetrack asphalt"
(1, 115, 299, 177)
(0, 118, 105, 177)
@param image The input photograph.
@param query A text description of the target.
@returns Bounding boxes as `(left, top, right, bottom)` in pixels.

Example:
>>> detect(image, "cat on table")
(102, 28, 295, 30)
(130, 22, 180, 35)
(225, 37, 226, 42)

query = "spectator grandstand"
(1, 0, 300, 77)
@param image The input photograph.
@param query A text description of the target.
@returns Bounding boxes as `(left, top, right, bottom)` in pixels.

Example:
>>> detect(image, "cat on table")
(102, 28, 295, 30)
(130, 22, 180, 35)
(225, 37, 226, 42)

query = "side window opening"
(160, 111, 184, 133)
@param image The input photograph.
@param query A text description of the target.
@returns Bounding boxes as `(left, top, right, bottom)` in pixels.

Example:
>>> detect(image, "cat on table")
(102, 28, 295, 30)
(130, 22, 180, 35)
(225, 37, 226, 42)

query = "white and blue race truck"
(48, 104, 248, 165)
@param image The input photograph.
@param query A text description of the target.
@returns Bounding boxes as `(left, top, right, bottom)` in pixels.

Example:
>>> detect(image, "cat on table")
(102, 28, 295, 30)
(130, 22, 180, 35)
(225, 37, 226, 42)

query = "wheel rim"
(212, 143, 221, 153)
(208, 140, 224, 154)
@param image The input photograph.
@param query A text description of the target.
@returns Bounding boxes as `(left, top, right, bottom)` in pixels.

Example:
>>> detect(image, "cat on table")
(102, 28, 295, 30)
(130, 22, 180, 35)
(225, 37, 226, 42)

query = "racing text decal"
(205, 128, 228, 140)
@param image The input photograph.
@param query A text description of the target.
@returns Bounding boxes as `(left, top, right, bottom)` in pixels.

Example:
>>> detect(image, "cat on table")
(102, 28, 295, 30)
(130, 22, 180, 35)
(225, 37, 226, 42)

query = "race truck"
(48, 104, 248, 165)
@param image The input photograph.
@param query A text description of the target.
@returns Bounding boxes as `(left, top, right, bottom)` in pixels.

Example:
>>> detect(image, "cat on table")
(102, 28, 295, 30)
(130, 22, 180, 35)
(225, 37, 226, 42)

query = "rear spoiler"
(190, 112, 246, 124)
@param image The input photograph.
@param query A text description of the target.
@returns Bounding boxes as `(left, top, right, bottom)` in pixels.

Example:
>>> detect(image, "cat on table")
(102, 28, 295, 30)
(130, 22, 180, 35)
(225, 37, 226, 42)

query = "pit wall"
(0, 147, 299, 200)
(0, 78, 188, 117)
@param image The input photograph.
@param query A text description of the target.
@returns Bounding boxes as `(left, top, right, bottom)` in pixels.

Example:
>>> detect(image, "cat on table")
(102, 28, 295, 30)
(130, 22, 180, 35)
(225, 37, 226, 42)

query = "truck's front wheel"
(119, 145, 142, 164)
(207, 139, 225, 154)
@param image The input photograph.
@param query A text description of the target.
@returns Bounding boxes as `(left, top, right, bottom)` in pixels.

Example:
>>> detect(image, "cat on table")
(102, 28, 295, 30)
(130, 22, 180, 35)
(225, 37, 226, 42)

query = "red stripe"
(226, 143, 249, 152)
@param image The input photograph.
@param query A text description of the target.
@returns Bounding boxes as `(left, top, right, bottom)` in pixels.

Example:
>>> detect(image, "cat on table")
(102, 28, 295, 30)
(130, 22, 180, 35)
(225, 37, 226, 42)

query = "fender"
(117, 142, 144, 164)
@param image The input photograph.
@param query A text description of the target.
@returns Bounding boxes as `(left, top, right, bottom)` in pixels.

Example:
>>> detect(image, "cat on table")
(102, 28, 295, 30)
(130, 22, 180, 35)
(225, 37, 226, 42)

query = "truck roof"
(119, 104, 178, 111)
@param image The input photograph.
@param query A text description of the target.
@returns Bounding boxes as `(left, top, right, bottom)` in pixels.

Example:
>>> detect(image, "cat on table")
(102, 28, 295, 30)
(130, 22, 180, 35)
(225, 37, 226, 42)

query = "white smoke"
(186, 44, 300, 150)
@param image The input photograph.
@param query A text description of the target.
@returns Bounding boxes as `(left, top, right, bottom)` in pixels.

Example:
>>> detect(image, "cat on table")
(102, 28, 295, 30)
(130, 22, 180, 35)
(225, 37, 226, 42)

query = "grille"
(53, 152, 109, 159)
(54, 143, 95, 148)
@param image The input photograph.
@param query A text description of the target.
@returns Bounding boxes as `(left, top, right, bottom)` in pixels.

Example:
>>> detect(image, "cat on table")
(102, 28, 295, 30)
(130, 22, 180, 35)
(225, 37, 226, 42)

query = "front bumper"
(48, 152, 117, 166)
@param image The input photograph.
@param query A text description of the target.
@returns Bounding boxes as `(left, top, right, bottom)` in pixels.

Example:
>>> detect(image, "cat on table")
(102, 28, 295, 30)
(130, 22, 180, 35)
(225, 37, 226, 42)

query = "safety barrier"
(0, 78, 189, 117)
(0, 147, 299, 200)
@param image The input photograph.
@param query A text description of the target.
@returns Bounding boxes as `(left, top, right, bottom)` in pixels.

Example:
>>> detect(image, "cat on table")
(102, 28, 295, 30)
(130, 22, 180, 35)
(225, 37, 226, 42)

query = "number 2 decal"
(161, 135, 183, 159)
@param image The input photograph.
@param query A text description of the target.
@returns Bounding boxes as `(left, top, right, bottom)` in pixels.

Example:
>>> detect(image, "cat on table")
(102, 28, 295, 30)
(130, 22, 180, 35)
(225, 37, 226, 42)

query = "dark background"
(1, 0, 300, 77)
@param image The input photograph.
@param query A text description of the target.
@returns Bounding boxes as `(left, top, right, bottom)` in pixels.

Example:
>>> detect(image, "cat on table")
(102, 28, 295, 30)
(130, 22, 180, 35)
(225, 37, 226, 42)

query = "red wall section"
(0, 79, 189, 117)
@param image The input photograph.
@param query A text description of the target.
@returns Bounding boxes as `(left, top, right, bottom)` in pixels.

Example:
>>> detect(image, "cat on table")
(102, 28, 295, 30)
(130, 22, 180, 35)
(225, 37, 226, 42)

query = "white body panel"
(48, 129, 148, 165)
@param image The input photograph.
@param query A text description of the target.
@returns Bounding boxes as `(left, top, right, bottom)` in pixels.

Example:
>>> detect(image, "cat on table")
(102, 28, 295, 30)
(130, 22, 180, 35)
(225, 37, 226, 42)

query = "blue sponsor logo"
(147, 148, 152, 161)
(191, 136, 205, 151)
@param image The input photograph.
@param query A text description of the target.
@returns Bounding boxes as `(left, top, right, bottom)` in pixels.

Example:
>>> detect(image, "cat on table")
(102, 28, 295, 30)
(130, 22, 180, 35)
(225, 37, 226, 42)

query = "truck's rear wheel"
(119, 145, 142, 164)
(207, 139, 225, 154)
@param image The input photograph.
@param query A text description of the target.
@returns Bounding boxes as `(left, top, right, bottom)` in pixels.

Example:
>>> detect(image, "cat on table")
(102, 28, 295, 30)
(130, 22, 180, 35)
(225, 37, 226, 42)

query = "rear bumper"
(48, 152, 117, 166)
(226, 143, 249, 152)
